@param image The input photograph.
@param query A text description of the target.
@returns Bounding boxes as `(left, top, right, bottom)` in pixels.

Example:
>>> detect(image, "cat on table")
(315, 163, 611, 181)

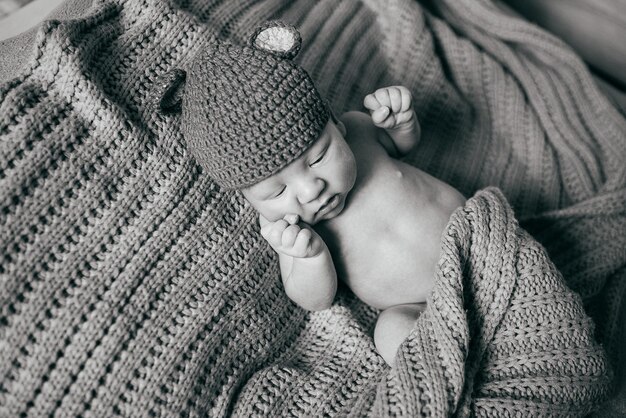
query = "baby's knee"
(374, 303, 425, 367)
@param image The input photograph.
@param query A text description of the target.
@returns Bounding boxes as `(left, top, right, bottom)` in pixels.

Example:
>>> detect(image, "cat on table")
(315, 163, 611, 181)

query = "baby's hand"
(363, 86, 416, 131)
(259, 214, 325, 258)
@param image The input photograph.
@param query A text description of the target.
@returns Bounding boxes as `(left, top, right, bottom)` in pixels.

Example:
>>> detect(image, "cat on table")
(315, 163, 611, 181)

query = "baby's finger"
(260, 217, 281, 235)
(284, 213, 300, 225)
(399, 87, 412, 112)
(393, 109, 415, 127)
(363, 93, 381, 111)
(264, 219, 288, 244)
(371, 106, 390, 125)
(374, 88, 391, 109)
(388, 87, 402, 113)
(281, 224, 300, 248)
(292, 228, 313, 256)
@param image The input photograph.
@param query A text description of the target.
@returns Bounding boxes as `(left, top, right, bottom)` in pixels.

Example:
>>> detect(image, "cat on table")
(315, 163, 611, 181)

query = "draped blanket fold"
(372, 188, 612, 417)
(1, 0, 625, 416)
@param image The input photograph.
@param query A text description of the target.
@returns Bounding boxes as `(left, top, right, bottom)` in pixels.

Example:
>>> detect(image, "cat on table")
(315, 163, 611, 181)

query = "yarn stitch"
(0, 0, 624, 416)
(181, 21, 329, 190)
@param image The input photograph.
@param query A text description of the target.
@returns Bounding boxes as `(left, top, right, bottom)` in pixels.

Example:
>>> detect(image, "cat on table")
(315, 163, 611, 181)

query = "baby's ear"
(152, 68, 186, 115)
(249, 21, 302, 60)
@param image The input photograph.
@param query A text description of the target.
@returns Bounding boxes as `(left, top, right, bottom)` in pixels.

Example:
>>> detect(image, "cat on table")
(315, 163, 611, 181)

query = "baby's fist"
(363, 86, 415, 131)
(259, 214, 325, 258)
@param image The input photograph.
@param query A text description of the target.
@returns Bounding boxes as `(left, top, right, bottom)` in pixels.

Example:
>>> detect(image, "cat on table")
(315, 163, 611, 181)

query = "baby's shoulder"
(339, 111, 380, 147)
(339, 110, 375, 133)
(339, 111, 395, 157)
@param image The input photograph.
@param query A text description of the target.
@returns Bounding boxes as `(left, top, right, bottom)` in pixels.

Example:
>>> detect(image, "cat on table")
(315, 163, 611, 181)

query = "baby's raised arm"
(259, 214, 337, 311)
(363, 86, 421, 156)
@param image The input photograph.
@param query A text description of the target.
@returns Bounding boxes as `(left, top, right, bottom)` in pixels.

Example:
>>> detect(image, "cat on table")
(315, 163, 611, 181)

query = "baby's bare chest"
(316, 159, 462, 309)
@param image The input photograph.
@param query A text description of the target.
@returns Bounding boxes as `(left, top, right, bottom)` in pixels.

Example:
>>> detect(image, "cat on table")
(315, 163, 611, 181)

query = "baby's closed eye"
(271, 186, 286, 198)
(309, 146, 329, 167)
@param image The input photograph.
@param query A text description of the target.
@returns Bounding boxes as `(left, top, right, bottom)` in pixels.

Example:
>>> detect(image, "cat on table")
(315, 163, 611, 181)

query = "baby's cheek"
(336, 149, 357, 188)
(263, 202, 302, 223)
(260, 207, 285, 223)
(248, 200, 280, 223)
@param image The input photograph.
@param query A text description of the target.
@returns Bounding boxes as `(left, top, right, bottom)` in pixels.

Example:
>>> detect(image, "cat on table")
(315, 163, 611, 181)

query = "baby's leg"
(374, 303, 426, 367)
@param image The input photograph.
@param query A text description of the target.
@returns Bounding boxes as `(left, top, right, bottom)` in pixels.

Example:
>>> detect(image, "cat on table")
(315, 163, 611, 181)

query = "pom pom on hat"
(180, 21, 330, 190)
(250, 21, 302, 59)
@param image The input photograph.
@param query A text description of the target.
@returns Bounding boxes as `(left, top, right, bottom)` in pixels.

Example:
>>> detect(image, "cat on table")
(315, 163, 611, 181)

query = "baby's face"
(242, 120, 356, 225)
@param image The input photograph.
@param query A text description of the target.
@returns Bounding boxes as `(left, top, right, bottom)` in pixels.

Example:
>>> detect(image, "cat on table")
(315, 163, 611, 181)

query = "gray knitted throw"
(1, 0, 625, 416)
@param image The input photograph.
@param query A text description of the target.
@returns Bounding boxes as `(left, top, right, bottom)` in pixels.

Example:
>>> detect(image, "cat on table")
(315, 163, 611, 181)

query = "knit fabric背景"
(1, 0, 625, 416)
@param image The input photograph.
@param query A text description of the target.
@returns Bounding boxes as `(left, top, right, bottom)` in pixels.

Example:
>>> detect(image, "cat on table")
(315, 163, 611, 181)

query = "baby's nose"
(298, 177, 325, 204)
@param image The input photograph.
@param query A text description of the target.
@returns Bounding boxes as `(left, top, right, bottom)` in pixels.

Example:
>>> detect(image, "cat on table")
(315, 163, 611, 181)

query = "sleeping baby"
(176, 21, 465, 366)
(249, 92, 465, 367)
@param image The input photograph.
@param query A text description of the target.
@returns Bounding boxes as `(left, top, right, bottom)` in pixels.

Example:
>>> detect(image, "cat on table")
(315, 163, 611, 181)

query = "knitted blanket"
(1, 0, 625, 416)
(363, 188, 611, 417)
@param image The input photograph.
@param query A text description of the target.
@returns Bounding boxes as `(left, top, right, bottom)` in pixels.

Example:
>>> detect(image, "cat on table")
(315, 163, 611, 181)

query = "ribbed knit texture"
(0, 0, 624, 416)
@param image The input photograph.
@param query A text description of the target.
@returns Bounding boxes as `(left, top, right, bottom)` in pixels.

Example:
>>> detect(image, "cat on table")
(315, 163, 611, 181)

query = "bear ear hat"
(153, 21, 301, 114)
(248, 20, 302, 60)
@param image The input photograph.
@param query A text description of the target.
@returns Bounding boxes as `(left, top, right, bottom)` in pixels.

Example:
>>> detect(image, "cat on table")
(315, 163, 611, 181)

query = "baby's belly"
(324, 162, 466, 310)
(338, 226, 440, 310)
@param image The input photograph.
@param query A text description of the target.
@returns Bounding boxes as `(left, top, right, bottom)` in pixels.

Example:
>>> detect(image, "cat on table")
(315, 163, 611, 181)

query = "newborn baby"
(243, 87, 465, 366)
(176, 22, 465, 366)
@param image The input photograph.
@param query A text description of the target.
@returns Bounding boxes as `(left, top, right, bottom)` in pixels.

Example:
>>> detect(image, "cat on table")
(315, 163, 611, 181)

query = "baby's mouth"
(316, 194, 341, 219)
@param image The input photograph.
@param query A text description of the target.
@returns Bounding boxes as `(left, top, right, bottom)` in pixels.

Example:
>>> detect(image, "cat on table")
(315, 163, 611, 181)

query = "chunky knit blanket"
(371, 188, 611, 417)
(1, 0, 625, 417)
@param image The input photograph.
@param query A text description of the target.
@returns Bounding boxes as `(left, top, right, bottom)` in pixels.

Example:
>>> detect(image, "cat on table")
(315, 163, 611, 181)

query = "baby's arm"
(260, 214, 337, 311)
(363, 86, 421, 157)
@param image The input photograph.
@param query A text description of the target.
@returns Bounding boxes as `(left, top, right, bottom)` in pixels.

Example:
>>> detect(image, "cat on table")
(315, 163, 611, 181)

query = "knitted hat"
(177, 21, 330, 190)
